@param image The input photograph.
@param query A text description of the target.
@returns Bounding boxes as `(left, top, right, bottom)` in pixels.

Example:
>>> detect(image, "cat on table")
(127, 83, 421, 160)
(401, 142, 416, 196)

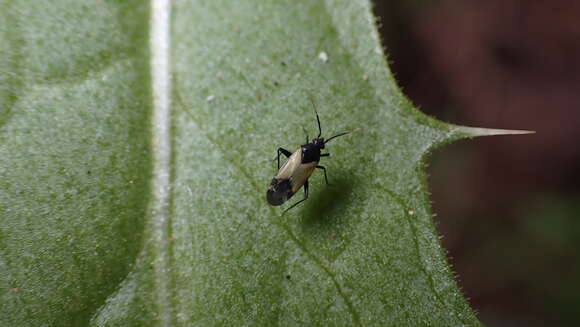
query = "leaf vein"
(383, 187, 469, 325)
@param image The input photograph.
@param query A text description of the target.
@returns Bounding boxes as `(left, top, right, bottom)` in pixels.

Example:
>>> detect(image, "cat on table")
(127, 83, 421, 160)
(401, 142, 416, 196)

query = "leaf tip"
(455, 126, 535, 138)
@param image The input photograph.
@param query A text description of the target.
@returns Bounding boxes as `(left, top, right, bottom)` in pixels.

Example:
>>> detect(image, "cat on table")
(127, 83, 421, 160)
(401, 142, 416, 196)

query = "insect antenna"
(309, 98, 322, 138)
(324, 131, 350, 144)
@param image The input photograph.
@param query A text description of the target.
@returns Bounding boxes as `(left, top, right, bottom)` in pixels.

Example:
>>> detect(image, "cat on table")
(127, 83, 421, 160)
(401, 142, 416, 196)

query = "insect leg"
(276, 147, 292, 170)
(316, 165, 330, 185)
(301, 126, 309, 144)
(283, 180, 309, 214)
(320, 153, 330, 157)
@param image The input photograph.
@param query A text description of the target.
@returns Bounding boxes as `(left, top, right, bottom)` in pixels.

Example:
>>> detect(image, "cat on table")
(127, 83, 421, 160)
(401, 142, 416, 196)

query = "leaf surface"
(0, 1, 152, 326)
(0, 0, 488, 326)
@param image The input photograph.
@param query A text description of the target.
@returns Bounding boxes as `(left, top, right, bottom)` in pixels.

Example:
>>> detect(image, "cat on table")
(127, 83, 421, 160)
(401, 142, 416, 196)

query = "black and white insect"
(267, 105, 350, 212)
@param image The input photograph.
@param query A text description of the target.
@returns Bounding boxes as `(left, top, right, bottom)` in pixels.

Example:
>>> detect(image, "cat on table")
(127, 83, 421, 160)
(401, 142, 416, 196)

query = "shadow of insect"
(300, 169, 357, 227)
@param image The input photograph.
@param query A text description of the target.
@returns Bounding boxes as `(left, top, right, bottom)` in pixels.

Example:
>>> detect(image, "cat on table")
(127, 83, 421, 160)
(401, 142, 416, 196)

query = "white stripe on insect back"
(289, 161, 317, 193)
(275, 148, 318, 194)
(276, 150, 301, 180)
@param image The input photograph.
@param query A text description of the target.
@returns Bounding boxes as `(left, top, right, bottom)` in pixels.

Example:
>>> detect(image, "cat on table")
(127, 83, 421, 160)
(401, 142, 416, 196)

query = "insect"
(267, 103, 350, 213)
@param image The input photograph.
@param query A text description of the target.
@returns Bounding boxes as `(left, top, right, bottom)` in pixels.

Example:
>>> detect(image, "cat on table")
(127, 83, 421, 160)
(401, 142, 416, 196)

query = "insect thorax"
(301, 143, 321, 163)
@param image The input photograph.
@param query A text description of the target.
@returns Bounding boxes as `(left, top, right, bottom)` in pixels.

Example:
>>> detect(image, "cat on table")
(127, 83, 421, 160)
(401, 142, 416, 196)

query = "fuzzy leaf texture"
(1, 0, 529, 326)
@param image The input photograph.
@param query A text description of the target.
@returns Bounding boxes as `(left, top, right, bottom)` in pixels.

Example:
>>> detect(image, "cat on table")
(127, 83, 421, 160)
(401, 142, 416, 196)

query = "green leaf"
(0, 0, 152, 325)
(1, 0, 529, 325)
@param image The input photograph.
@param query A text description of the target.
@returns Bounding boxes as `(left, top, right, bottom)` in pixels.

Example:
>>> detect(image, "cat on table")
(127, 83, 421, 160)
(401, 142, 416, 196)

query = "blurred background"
(374, 1, 580, 326)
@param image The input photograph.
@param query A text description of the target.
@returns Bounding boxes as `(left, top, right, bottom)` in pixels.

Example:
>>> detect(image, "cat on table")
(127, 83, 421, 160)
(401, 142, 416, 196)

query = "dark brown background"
(374, 1, 580, 326)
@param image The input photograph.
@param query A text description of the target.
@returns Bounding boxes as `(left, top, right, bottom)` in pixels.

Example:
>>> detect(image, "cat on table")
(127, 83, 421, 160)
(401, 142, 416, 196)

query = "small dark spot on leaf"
(286, 274, 291, 280)
(281, 61, 287, 66)
(87, 170, 91, 175)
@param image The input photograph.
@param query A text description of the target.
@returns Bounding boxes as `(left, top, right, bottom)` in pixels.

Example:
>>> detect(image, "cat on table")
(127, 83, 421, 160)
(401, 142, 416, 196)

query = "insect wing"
(267, 179, 292, 206)
(276, 149, 301, 180)
(275, 148, 317, 194)
(289, 161, 317, 193)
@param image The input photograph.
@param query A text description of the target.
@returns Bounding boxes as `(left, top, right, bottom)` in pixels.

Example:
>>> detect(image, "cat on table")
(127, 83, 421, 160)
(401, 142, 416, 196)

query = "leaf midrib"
(149, 0, 173, 325)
